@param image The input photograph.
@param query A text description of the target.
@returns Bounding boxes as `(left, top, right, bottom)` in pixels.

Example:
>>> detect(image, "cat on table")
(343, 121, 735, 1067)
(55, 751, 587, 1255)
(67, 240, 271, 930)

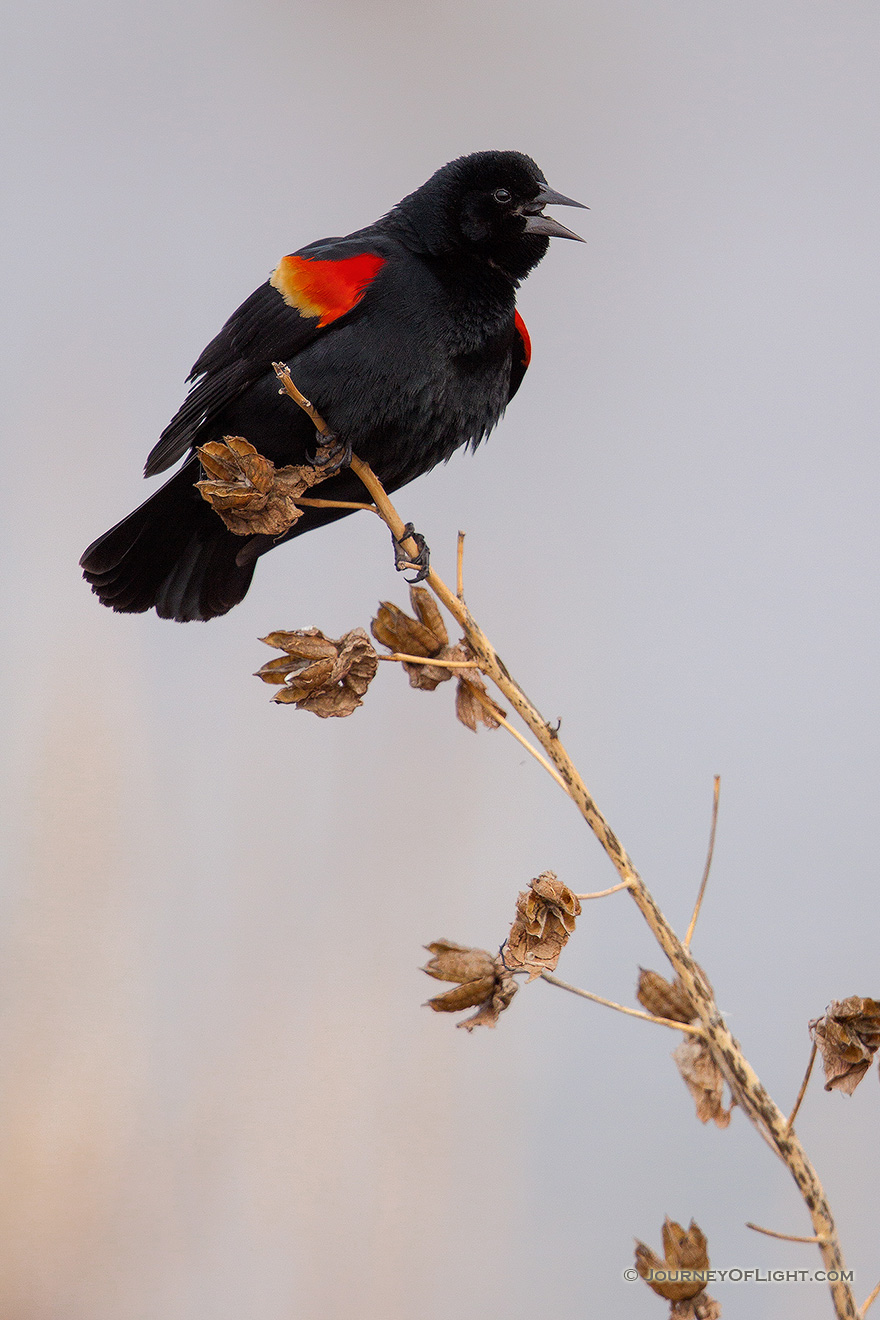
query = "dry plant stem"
(575, 881, 631, 900)
(746, 1221, 825, 1245)
(457, 530, 466, 600)
(465, 683, 569, 792)
(274, 366, 857, 1320)
(408, 532, 856, 1316)
(540, 972, 704, 1034)
(860, 1278, 880, 1317)
(273, 364, 332, 435)
(378, 653, 482, 670)
(297, 496, 377, 512)
(786, 1042, 818, 1133)
(684, 774, 720, 948)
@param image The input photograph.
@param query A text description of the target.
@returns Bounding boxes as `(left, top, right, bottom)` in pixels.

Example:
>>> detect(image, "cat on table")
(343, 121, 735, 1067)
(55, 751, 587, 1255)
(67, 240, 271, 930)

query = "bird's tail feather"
(80, 458, 257, 621)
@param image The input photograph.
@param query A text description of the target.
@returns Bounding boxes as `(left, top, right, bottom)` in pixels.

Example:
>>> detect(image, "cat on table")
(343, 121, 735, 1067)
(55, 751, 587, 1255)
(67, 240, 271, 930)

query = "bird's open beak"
(522, 184, 588, 242)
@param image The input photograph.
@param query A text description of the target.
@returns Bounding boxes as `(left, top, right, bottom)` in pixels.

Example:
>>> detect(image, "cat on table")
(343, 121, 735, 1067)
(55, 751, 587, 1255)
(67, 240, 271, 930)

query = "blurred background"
(2, 1, 879, 1316)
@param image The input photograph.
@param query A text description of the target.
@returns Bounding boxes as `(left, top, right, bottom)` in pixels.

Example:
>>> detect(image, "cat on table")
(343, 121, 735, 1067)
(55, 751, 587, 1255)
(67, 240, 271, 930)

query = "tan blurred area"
(0, 653, 520, 1319)
(0, 696, 139, 1319)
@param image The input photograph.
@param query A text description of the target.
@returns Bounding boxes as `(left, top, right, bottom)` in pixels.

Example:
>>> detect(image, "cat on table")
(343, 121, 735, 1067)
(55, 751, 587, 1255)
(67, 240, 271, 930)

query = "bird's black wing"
(144, 237, 389, 476)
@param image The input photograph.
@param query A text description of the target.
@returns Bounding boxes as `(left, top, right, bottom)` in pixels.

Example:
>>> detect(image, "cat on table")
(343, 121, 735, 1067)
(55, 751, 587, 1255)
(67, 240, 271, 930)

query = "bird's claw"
(306, 430, 352, 473)
(392, 523, 430, 583)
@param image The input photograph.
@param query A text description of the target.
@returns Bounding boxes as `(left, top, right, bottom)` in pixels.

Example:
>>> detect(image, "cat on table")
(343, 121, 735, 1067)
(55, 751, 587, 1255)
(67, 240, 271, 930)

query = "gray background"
(2, 1, 879, 1316)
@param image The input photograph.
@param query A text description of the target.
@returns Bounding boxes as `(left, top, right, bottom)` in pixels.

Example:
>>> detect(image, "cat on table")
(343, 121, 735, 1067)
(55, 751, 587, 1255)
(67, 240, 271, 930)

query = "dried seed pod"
(504, 871, 581, 981)
(810, 996, 880, 1095)
(255, 627, 378, 717)
(672, 1036, 733, 1129)
(455, 674, 506, 730)
(637, 968, 697, 1024)
(196, 435, 330, 536)
(635, 1218, 720, 1316)
(422, 940, 518, 1030)
(372, 586, 461, 690)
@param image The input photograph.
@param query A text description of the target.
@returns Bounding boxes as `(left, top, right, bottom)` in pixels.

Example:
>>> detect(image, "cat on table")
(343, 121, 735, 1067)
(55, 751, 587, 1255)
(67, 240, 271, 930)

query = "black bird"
(81, 150, 585, 621)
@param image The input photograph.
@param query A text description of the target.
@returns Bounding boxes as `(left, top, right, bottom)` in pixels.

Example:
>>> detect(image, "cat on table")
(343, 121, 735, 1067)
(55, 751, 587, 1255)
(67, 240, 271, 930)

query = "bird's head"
(387, 150, 586, 280)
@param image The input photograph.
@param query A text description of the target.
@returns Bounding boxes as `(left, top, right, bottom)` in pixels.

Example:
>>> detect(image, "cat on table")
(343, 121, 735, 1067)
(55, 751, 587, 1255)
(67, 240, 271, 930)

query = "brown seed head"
(634, 1218, 715, 1309)
(504, 871, 581, 981)
(422, 940, 518, 1030)
(255, 627, 378, 717)
(196, 436, 330, 536)
(672, 1035, 733, 1128)
(637, 969, 697, 1024)
(371, 586, 455, 690)
(810, 996, 880, 1095)
(454, 674, 506, 731)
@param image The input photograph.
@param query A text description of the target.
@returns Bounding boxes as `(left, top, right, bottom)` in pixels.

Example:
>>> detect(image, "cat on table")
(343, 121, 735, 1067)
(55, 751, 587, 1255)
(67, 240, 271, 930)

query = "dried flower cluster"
(634, 1218, 720, 1318)
(505, 871, 581, 980)
(422, 871, 577, 1031)
(637, 970, 732, 1128)
(810, 996, 880, 1095)
(422, 941, 518, 1030)
(196, 435, 336, 536)
(372, 587, 461, 689)
(371, 587, 505, 730)
(252, 588, 511, 727)
(255, 627, 378, 716)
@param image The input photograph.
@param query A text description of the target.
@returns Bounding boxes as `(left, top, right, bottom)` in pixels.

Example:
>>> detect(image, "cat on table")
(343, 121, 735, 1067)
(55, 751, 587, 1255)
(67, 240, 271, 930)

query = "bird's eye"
(493, 188, 512, 204)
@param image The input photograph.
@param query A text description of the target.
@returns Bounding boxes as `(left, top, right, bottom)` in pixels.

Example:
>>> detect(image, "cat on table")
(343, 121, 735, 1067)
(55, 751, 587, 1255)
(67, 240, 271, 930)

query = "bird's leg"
(392, 523, 431, 583)
(306, 429, 352, 474)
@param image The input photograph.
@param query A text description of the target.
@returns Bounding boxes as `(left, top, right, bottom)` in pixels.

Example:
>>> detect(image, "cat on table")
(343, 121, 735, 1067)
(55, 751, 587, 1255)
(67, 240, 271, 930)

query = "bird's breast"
(293, 306, 513, 483)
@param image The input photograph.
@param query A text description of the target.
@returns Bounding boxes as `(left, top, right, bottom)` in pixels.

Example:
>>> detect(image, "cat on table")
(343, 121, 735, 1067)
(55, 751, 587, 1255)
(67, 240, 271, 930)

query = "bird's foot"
(392, 523, 430, 583)
(306, 430, 352, 473)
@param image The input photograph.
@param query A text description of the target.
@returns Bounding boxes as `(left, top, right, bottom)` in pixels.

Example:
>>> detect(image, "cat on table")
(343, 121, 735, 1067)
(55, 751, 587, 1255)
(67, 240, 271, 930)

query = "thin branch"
(859, 1278, 880, 1318)
(684, 775, 720, 948)
(746, 1222, 826, 1245)
(465, 683, 569, 793)
(575, 881, 631, 900)
(296, 496, 377, 512)
(378, 653, 481, 669)
(540, 973, 704, 1034)
(273, 363, 332, 435)
(457, 530, 465, 600)
(271, 365, 858, 1320)
(785, 1042, 818, 1133)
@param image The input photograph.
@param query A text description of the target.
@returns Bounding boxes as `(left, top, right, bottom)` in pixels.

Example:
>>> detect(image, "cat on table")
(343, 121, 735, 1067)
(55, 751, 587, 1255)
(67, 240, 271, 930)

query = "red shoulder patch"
(514, 309, 531, 368)
(270, 252, 386, 327)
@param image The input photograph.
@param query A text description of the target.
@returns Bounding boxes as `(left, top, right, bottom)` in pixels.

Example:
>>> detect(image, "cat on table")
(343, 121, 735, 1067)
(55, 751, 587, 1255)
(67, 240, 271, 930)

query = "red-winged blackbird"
(81, 150, 584, 621)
